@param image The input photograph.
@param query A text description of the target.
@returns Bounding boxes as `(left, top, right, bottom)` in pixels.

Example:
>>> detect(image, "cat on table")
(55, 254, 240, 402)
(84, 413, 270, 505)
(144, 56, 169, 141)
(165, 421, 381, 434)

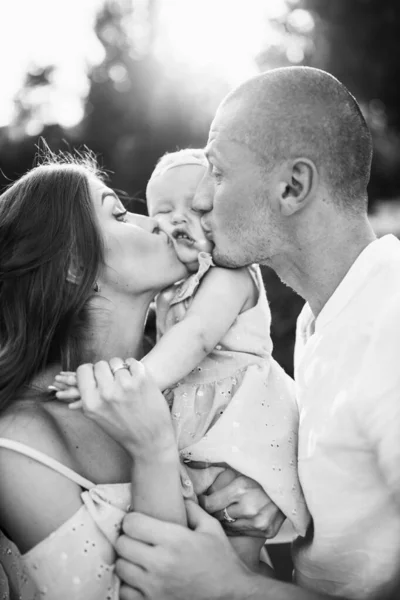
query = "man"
(115, 67, 400, 599)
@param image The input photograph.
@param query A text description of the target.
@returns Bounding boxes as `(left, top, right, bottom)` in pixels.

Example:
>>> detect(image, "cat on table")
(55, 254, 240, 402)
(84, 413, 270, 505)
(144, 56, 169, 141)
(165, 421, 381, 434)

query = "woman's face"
(90, 178, 188, 295)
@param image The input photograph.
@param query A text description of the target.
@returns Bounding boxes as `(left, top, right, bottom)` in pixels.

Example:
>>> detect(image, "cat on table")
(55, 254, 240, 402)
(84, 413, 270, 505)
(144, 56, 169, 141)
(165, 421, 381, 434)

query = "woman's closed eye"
(114, 209, 128, 222)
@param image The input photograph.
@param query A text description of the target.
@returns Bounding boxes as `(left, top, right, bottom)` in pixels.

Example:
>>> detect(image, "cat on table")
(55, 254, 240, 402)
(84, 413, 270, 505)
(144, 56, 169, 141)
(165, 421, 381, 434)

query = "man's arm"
(116, 503, 344, 600)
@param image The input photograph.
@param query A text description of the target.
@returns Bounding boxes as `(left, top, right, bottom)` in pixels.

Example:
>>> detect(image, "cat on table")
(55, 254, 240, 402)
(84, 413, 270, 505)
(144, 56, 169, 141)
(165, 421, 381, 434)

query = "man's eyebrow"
(101, 190, 118, 204)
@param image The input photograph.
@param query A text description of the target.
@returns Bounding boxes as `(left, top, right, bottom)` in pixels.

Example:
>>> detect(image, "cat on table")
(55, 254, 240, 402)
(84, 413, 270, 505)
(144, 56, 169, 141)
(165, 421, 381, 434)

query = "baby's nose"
(171, 211, 188, 224)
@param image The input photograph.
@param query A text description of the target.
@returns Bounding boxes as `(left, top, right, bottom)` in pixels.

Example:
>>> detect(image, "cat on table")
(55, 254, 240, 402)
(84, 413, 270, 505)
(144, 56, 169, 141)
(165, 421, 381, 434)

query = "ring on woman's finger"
(111, 362, 130, 376)
(222, 507, 236, 523)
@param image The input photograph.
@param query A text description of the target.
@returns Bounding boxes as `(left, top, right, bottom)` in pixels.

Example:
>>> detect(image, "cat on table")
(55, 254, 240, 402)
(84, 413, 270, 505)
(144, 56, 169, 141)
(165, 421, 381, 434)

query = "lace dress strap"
(0, 438, 95, 490)
(169, 251, 214, 306)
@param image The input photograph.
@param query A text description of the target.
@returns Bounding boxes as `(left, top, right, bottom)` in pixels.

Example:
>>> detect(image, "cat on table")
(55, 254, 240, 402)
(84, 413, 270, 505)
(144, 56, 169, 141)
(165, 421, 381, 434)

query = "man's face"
(193, 105, 280, 268)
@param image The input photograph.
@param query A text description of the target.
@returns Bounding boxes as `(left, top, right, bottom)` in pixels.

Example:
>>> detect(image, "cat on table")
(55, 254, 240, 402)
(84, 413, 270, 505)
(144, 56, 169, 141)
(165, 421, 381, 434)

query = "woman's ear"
(66, 268, 79, 285)
(278, 158, 317, 216)
(66, 258, 83, 285)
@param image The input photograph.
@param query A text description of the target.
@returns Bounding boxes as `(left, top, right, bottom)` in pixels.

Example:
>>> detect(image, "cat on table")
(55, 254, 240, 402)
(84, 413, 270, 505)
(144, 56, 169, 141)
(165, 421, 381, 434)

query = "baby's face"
(147, 164, 213, 271)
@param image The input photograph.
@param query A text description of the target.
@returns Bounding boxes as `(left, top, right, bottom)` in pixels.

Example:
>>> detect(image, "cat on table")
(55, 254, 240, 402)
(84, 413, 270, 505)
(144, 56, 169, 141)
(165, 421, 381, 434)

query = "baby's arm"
(142, 266, 257, 391)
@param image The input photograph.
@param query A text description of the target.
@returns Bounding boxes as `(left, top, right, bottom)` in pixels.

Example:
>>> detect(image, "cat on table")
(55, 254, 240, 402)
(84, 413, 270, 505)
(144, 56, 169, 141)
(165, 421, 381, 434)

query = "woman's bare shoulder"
(0, 400, 84, 553)
(0, 398, 74, 462)
(0, 397, 83, 500)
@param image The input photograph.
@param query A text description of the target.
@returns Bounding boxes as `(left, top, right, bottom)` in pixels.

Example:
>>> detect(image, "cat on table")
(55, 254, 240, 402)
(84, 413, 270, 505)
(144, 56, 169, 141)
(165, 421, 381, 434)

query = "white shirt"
(292, 235, 400, 600)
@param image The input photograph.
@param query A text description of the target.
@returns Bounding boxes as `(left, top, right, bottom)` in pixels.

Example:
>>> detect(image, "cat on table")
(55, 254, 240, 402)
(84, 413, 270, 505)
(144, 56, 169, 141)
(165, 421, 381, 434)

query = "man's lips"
(201, 218, 213, 240)
(202, 227, 213, 240)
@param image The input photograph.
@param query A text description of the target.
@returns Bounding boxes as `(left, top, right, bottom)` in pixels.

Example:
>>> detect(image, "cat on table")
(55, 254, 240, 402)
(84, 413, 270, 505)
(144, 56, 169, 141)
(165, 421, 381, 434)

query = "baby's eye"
(114, 210, 128, 223)
(154, 209, 171, 215)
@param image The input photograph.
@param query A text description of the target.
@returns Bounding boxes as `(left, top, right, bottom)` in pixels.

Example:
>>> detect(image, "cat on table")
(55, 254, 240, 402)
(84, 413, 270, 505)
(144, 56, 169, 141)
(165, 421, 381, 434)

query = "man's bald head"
(214, 67, 372, 212)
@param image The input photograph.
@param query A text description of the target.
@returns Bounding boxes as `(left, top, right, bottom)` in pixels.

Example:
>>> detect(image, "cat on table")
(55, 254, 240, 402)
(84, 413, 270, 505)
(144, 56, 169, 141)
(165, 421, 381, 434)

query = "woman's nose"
(129, 213, 159, 232)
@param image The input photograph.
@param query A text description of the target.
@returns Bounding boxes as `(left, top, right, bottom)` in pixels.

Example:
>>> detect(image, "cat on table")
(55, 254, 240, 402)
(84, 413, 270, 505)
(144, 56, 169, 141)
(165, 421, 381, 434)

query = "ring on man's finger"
(111, 362, 130, 376)
(222, 507, 236, 523)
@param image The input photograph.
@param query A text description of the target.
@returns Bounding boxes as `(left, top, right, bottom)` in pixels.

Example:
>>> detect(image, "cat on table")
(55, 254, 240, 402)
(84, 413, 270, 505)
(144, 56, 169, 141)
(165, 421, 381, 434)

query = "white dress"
(0, 438, 131, 600)
(157, 253, 310, 536)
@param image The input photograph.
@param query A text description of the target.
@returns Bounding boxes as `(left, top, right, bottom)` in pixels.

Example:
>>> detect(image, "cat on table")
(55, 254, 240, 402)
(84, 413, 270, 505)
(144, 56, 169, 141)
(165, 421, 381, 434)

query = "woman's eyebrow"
(101, 190, 118, 204)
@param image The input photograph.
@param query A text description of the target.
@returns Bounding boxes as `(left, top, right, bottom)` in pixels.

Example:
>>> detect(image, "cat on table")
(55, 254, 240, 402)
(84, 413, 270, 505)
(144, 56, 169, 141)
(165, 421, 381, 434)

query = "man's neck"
(272, 217, 376, 318)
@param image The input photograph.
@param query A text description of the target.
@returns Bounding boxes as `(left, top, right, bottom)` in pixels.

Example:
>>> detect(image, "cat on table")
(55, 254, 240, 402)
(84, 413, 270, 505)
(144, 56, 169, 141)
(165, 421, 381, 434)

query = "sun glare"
(0, 0, 310, 133)
(0, 0, 105, 130)
(153, 0, 290, 86)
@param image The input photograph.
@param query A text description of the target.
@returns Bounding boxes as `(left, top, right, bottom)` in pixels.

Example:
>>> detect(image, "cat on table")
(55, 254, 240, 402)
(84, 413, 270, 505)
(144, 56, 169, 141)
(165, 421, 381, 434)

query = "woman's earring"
(94, 282, 100, 293)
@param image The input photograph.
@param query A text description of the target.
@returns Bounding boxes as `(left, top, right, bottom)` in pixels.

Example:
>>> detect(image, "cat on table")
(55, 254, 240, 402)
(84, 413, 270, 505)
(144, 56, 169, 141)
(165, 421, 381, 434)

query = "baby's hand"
(49, 371, 82, 409)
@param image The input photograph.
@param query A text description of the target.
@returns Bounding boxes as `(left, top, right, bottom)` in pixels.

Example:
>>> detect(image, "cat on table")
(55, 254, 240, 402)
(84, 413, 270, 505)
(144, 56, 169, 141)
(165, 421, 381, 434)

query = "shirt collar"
(299, 234, 400, 336)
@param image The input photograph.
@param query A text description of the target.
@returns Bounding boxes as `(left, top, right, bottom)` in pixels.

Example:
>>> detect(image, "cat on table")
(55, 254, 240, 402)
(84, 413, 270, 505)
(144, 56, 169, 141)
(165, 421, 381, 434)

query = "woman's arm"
(76, 358, 187, 526)
(142, 267, 256, 391)
(128, 436, 186, 526)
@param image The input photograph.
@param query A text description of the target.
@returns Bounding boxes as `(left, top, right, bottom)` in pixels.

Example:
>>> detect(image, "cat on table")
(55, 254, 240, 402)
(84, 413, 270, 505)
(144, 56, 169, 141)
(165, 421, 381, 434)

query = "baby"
(55, 148, 310, 560)
(144, 149, 309, 531)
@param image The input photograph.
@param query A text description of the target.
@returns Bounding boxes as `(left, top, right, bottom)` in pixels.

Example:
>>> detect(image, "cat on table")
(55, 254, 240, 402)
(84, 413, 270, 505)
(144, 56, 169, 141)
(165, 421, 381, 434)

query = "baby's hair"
(149, 148, 207, 183)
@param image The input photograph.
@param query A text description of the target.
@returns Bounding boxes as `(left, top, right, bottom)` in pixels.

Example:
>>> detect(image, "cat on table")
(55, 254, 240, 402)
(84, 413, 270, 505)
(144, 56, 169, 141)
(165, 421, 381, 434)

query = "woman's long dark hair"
(0, 151, 105, 412)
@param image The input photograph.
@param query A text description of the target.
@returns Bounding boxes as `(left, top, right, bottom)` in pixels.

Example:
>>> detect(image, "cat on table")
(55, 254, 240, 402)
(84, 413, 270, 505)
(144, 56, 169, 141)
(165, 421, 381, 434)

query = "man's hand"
(116, 501, 267, 600)
(201, 470, 286, 538)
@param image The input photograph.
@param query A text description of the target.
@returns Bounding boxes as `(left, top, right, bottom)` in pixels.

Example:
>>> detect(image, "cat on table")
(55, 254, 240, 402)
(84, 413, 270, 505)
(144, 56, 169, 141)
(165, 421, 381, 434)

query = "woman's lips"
(156, 229, 172, 245)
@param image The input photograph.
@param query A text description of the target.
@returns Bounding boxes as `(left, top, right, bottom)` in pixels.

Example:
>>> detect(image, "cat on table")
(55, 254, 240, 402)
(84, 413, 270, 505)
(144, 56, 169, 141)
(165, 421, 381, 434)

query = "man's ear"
(278, 158, 317, 216)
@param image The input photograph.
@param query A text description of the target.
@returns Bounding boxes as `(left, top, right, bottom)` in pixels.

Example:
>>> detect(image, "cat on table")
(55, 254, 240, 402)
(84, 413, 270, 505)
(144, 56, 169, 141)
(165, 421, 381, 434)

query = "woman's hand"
(200, 469, 286, 539)
(75, 357, 176, 458)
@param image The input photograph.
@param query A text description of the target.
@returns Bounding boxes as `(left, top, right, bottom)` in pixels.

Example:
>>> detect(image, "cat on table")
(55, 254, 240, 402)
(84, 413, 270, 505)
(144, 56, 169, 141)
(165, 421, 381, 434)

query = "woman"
(0, 152, 190, 599)
(0, 152, 278, 600)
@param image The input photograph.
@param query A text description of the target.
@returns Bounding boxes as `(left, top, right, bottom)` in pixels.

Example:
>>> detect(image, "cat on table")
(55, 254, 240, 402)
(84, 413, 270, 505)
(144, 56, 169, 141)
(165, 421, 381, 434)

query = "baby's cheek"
(156, 216, 173, 233)
(197, 238, 213, 253)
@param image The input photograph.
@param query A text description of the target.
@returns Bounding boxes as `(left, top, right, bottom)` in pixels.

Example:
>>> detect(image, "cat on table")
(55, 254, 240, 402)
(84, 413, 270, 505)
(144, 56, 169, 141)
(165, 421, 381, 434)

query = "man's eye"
(210, 165, 222, 180)
(114, 210, 128, 222)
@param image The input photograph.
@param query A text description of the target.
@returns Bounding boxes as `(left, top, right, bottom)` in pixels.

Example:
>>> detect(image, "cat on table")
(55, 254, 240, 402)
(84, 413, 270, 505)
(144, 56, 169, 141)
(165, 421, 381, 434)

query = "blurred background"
(1, 0, 400, 376)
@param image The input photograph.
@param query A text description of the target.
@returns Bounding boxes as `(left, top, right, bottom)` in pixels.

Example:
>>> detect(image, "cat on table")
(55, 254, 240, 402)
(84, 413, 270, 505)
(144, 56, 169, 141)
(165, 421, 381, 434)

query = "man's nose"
(192, 173, 213, 214)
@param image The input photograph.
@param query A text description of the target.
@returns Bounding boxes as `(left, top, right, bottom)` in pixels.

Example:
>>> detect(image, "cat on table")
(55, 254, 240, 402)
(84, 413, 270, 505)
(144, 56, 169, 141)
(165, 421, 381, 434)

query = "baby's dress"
(156, 252, 310, 536)
(0, 438, 131, 600)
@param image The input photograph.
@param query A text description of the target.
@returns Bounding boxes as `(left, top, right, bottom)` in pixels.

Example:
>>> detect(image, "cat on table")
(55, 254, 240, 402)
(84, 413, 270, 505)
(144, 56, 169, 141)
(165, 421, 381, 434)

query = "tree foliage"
(0, 0, 399, 374)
